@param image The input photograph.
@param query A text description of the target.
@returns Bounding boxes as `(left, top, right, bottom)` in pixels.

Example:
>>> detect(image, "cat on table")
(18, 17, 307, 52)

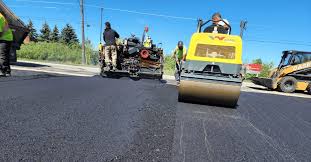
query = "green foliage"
(252, 58, 262, 64)
(163, 55, 176, 75)
(26, 20, 38, 42)
(245, 58, 274, 79)
(50, 25, 60, 42)
(61, 24, 79, 44)
(258, 62, 274, 77)
(17, 42, 98, 65)
(39, 22, 51, 42)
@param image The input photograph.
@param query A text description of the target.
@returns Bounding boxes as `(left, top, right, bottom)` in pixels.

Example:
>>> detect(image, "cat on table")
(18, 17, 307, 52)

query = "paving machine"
(178, 19, 246, 108)
(99, 28, 164, 79)
(251, 50, 311, 94)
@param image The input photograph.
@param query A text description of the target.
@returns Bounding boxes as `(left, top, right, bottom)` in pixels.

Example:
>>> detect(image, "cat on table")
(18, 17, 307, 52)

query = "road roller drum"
(178, 80, 241, 107)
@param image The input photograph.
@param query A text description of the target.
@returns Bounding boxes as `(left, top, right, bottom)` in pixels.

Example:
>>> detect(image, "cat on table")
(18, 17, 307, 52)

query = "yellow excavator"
(178, 19, 246, 108)
(251, 50, 311, 94)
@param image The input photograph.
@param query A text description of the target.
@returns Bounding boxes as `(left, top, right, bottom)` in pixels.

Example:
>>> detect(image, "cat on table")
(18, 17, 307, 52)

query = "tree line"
(27, 20, 79, 45)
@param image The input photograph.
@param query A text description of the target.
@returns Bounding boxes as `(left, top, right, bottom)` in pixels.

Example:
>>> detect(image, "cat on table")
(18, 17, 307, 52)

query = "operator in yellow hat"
(0, 12, 13, 77)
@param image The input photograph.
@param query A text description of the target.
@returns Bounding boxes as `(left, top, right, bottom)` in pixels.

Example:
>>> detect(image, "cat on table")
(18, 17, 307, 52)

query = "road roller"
(178, 19, 246, 108)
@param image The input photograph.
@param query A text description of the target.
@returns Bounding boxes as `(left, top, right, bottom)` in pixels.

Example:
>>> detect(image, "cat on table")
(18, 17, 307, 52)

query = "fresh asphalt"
(0, 71, 310, 161)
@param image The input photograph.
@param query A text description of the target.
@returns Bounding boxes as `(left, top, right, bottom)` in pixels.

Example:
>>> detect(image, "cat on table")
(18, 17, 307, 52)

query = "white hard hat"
(218, 19, 229, 26)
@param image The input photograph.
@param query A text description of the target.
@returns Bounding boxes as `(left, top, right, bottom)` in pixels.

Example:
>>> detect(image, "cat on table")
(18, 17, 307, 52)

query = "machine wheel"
(307, 84, 311, 95)
(278, 76, 297, 93)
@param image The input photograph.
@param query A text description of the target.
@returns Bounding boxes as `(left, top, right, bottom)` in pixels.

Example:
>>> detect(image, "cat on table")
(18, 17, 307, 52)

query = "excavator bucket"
(250, 77, 274, 89)
(178, 31, 243, 108)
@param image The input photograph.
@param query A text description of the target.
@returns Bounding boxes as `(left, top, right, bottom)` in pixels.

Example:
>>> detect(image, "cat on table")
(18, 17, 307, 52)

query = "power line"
(20, 16, 311, 47)
(19, 16, 98, 27)
(12, 0, 197, 21)
(245, 39, 311, 46)
(15, 0, 77, 6)
(10, 0, 311, 47)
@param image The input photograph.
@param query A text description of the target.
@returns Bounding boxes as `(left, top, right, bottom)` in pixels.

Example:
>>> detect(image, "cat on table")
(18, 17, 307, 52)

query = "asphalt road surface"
(0, 72, 310, 161)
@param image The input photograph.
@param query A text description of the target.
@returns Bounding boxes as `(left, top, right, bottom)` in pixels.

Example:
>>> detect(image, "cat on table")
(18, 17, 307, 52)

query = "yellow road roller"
(178, 19, 246, 108)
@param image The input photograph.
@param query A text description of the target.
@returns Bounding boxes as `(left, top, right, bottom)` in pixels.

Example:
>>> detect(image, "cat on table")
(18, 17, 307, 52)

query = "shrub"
(17, 42, 98, 65)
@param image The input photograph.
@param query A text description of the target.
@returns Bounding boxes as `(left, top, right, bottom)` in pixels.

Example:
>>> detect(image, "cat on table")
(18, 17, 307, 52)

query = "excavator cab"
(178, 19, 246, 108)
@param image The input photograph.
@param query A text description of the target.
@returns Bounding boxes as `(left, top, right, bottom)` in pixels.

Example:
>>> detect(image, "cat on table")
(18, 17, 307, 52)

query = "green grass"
(17, 42, 177, 75)
(163, 56, 175, 76)
(17, 42, 99, 65)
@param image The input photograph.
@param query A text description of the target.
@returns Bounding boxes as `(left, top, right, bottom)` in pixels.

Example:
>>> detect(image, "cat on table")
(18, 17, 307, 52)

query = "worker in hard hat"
(98, 42, 104, 62)
(172, 41, 187, 83)
(143, 36, 152, 48)
(218, 19, 230, 34)
(0, 13, 13, 77)
(204, 12, 229, 34)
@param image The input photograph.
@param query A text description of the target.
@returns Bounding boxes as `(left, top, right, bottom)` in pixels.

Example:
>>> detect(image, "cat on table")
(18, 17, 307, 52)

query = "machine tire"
(307, 84, 311, 95)
(278, 76, 297, 93)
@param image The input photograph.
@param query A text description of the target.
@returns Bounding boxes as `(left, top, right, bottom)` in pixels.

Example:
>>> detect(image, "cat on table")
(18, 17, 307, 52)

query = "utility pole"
(80, 0, 86, 65)
(100, 8, 103, 43)
(240, 20, 248, 38)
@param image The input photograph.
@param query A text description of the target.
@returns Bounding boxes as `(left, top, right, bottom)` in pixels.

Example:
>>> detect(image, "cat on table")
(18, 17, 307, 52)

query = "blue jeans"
(175, 61, 181, 81)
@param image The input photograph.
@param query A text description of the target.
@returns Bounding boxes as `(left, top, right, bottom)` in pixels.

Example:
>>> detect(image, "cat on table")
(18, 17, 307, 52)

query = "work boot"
(4, 67, 11, 76)
(104, 63, 112, 71)
(104, 66, 110, 71)
(0, 70, 4, 77)
(0, 67, 6, 77)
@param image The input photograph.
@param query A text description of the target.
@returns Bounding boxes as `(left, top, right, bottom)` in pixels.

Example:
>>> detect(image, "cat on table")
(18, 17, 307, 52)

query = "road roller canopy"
(186, 33, 242, 65)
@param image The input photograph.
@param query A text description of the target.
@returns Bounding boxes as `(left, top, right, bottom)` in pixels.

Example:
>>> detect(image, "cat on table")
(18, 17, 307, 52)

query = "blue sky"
(4, 0, 311, 65)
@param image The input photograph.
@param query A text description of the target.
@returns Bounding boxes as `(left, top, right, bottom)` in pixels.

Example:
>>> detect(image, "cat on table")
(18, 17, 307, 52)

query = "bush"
(163, 55, 175, 75)
(245, 61, 274, 79)
(17, 42, 98, 65)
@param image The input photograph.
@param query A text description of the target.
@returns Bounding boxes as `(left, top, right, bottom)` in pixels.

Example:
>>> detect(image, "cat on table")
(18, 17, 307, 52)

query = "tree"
(27, 20, 38, 42)
(50, 25, 60, 42)
(39, 22, 51, 42)
(252, 58, 263, 64)
(245, 59, 274, 79)
(258, 62, 274, 78)
(60, 24, 79, 44)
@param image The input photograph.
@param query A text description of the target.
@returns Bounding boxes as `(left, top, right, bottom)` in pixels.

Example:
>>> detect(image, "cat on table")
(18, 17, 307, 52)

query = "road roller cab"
(178, 19, 246, 108)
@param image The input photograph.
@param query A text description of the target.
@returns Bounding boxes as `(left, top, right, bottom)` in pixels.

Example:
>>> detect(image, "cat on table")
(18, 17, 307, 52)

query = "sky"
(3, 0, 311, 65)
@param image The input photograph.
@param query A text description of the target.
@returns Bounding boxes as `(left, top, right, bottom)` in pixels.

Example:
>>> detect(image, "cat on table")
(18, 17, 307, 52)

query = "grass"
(17, 42, 176, 75)
(17, 42, 99, 65)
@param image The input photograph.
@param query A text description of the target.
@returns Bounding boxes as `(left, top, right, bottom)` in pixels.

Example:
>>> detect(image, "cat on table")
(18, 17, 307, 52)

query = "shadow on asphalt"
(247, 86, 310, 96)
(92, 75, 168, 84)
(12, 62, 50, 67)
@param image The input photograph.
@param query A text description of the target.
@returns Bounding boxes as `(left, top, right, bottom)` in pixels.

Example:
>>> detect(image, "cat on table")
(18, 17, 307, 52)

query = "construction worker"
(0, 13, 13, 77)
(103, 22, 119, 71)
(218, 19, 230, 34)
(204, 12, 228, 34)
(143, 36, 152, 48)
(98, 42, 104, 61)
(172, 41, 187, 82)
